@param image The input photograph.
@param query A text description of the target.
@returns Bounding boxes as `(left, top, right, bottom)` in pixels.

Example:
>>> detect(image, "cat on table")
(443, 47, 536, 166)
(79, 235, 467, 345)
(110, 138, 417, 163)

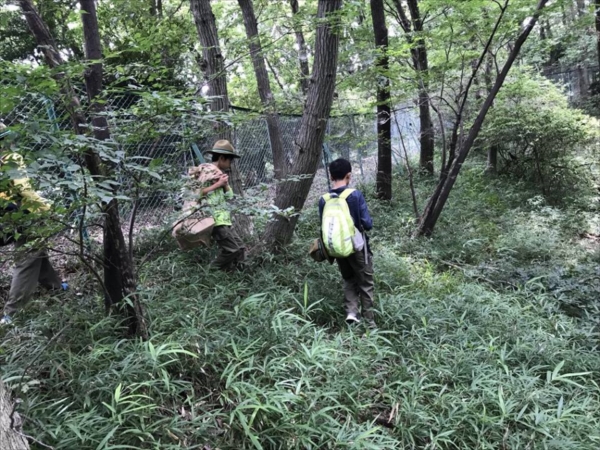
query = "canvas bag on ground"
(172, 215, 215, 250)
(172, 164, 223, 250)
(321, 189, 364, 258)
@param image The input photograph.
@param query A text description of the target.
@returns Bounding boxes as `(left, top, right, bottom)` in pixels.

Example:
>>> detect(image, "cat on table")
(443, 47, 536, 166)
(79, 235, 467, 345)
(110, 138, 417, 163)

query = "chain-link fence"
(2, 91, 422, 229)
(543, 64, 600, 102)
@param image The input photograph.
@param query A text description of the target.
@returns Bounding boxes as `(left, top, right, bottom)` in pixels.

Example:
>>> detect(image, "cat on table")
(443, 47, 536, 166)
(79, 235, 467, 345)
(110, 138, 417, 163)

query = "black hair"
(328, 158, 352, 181)
(211, 153, 234, 163)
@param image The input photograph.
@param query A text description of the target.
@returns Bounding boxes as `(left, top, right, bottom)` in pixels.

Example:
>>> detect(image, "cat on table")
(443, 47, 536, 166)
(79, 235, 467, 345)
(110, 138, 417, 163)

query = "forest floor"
(1, 160, 599, 449)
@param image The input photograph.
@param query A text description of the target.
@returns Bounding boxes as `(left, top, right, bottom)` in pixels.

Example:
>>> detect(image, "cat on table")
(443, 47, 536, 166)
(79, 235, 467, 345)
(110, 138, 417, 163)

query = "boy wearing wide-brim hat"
(185, 139, 245, 271)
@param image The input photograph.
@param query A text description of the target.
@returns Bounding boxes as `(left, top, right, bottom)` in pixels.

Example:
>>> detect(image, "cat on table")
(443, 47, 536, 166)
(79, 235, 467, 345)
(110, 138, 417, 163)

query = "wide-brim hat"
(207, 139, 240, 158)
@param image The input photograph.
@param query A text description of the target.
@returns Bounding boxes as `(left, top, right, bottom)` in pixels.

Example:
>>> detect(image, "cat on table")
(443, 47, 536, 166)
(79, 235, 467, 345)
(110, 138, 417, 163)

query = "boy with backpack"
(319, 158, 374, 327)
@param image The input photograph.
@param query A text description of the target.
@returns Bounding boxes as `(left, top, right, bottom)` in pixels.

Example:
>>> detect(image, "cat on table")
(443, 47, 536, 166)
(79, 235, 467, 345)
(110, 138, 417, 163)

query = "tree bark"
(370, 0, 392, 200)
(263, 0, 343, 249)
(595, 0, 600, 68)
(20, 0, 147, 337)
(483, 54, 497, 175)
(290, 0, 311, 96)
(191, 0, 230, 122)
(80, 0, 147, 337)
(191, 0, 250, 237)
(575, 0, 586, 18)
(416, 0, 548, 236)
(238, 0, 288, 180)
(0, 381, 29, 450)
(393, 0, 434, 175)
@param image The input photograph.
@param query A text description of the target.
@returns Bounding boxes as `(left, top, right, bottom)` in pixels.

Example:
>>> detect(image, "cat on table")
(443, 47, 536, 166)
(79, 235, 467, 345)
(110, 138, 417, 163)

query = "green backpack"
(321, 189, 364, 258)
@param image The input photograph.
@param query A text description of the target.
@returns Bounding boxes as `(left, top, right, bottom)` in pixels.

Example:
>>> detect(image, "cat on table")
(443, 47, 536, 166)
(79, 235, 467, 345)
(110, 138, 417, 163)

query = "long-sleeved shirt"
(0, 152, 50, 213)
(318, 185, 373, 232)
(183, 163, 234, 227)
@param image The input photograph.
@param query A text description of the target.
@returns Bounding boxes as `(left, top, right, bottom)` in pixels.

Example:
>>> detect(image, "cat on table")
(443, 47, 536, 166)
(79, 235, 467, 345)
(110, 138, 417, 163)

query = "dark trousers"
(336, 249, 374, 322)
(4, 240, 61, 316)
(211, 226, 245, 271)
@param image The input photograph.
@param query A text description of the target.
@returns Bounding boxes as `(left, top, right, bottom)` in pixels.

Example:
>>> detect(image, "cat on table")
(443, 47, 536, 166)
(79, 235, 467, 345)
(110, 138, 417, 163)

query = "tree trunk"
(595, 0, 600, 68)
(238, 0, 288, 180)
(263, 0, 343, 249)
(408, 0, 435, 175)
(0, 381, 29, 450)
(290, 0, 311, 95)
(575, 0, 586, 17)
(416, 0, 548, 237)
(20, 0, 147, 337)
(577, 64, 589, 99)
(486, 145, 498, 175)
(370, 0, 392, 200)
(79, 0, 147, 337)
(393, 0, 434, 175)
(191, 0, 250, 237)
(483, 54, 498, 175)
(150, 0, 163, 18)
(191, 0, 230, 122)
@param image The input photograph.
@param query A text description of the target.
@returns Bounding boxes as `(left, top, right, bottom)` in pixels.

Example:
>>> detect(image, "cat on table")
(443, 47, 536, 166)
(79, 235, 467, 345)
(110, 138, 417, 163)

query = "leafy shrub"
(480, 70, 599, 197)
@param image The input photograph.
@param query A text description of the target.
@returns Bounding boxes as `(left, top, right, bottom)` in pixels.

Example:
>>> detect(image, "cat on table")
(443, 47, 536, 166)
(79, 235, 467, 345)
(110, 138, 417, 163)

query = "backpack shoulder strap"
(340, 189, 355, 200)
(322, 193, 333, 202)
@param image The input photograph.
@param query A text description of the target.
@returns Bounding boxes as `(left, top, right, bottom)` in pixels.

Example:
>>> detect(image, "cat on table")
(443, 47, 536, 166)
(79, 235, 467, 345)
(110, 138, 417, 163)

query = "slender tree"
(19, 0, 147, 337)
(150, 0, 163, 18)
(483, 54, 498, 174)
(264, 0, 343, 249)
(393, 0, 435, 175)
(290, 0, 311, 95)
(190, 0, 251, 236)
(370, 0, 392, 199)
(79, 0, 147, 337)
(190, 0, 230, 136)
(596, 0, 600, 68)
(416, 0, 549, 236)
(237, 0, 288, 180)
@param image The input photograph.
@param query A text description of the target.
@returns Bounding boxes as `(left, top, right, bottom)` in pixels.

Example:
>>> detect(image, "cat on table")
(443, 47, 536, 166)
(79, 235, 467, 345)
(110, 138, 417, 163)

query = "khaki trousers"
(336, 249, 375, 322)
(4, 240, 61, 316)
(211, 226, 245, 271)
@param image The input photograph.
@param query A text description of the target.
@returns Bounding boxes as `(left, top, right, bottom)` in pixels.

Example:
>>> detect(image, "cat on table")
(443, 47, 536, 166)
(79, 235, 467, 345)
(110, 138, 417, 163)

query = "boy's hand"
(215, 174, 229, 188)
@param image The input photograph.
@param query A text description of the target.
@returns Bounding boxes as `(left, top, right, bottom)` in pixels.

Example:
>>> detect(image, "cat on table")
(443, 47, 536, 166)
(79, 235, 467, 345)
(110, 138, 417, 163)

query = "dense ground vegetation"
(1, 159, 599, 449)
(2, 0, 600, 448)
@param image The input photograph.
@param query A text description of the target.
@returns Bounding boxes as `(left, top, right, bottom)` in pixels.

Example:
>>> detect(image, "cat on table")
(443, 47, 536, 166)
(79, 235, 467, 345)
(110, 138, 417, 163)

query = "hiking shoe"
(345, 313, 360, 325)
(0, 315, 13, 325)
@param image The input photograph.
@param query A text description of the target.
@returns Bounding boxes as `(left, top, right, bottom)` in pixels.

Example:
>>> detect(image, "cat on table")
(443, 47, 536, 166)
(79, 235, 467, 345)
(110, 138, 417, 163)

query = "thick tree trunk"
(416, 0, 548, 236)
(238, 0, 288, 180)
(290, 0, 311, 95)
(407, 0, 435, 175)
(370, 0, 392, 200)
(20, 0, 147, 337)
(394, 0, 435, 175)
(263, 0, 343, 249)
(80, 0, 147, 337)
(0, 381, 29, 450)
(191, 0, 230, 121)
(191, 0, 250, 236)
